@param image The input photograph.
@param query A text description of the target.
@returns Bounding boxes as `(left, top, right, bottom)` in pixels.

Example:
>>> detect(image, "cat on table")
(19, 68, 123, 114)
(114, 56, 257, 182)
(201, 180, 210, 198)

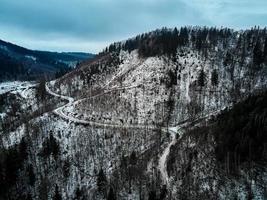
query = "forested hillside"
(0, 39, 94, 81)
(0, 26, 266, 200)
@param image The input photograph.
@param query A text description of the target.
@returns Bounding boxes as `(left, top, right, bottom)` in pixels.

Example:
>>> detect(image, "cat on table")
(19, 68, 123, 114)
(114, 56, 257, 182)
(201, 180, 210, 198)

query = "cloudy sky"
(0, 0, 266, 53)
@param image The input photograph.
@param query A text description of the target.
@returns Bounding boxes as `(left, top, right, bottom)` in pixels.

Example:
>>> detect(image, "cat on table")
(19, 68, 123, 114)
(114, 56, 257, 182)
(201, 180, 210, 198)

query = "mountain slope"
(0, 26, 266, 200)
(52, 27, 267, 127)
(0, 39, 95, 81)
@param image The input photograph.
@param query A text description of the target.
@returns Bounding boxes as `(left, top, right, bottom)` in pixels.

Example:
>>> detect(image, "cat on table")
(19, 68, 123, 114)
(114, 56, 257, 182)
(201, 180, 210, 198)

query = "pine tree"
(263, 37, 267, 63)
(159, 185, 167, 199)
(40, 133, 60, 159)
(73, 187, 86, 200)
(36, 78, 46, 102)
(27, 164, 35, 186)
(53, 185, 62, 200)
(19, 137, 28, 161)
(97, 168, 107, 193)
(50, 133, 60, 159)
(130, 151, 137, 165)
(179, 27, 189, 46)
(107, 187, 116, 200)
(25, 193, 33, 200)
(63, 160, 70, 177)
(211, 69, 219, 86)
(253, 39, 263, 66)
(198, 69, 206, 87)
(148, 190, 157, 200)
(39, 176, 49, 200)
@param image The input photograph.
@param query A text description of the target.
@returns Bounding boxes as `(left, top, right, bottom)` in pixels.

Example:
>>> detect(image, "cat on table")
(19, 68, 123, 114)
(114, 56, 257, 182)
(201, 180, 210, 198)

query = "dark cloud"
(0, 0, 266, 53)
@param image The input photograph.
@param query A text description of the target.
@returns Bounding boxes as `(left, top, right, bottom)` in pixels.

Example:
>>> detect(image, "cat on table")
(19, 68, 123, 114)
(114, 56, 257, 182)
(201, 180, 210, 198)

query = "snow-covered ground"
(2, 124, 25, 148)
(0, 81, 36, 95)
(159, 129, 177, 185)
(46, 82, 159, 129)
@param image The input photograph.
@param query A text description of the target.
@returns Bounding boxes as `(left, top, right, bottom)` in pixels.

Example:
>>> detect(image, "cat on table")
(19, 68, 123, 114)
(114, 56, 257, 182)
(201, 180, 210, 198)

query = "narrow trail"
(159, 127, 183, 186)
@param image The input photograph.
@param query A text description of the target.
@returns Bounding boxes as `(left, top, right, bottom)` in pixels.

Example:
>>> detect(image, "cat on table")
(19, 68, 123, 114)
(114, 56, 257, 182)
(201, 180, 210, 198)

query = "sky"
(0, 0, 266, 53)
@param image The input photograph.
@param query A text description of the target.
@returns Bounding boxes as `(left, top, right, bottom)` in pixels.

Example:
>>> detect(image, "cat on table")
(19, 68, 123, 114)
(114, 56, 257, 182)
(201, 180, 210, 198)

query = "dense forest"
(214, 91, 267, 173)
(0, 52, 27, 80)
(104, 27, 267, 66)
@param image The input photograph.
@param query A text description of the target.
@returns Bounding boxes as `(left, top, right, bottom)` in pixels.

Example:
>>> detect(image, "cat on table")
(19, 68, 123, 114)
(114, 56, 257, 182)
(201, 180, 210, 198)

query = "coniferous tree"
(159, 185, 167, 200)
(63, 160, 70, 177)
(39, 176, 49, 200)
(53, 185, 62, 200)
(129, 151, 137, 165)
(50, 133, 60, 159)
(107, 187, 116, 200)
(148, 190, 157, 200)
(253, 39, 263, 66)
(40, 132, 60, 159)
(25, 193, 33, 200)
(263, 37, 267, 63)
(73, 187, 86, 200)
(19, 137, 28, 161)
(36, 78, 46, 102)
(97, 168, 107, 193)
(179, 27, 189, 46)
(198, 69, 206, 87)
(211, 69, 219, 86)
(27, 164, 35, 186)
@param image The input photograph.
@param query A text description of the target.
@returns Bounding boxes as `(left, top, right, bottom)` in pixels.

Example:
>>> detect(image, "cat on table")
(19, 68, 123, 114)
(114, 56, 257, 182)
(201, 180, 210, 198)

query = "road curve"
(46, 82, 186, 187)
(45, 82, 158, 129)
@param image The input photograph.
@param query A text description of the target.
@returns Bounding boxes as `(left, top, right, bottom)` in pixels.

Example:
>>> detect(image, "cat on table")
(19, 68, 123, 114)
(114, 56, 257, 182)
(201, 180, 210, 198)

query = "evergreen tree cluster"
(55, 66, 72, 79)
(211, 69, 219, 86)
(78, 53, 121, 87)
(0, 39, 92, 82)
(103, 26, 234, 57)
(0, 52, 27, 81)
(102, 26, 267, 70)
(253, 37, 267, 66)
(0, 137, 30, 199)
(97, 168, 107, 193)
(53, 185, 62, 200)
(36, 79, 47, 102)
(214, 91, 267, 173)
(197, 69, 206, 87)
(96, 168, 118, 199)
(233, 27, 267, 68)
(39, 132, 60, 159)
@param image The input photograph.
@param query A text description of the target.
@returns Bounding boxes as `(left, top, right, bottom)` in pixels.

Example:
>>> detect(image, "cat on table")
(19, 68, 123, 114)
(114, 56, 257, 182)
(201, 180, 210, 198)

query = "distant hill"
(0, 39, 95, 81)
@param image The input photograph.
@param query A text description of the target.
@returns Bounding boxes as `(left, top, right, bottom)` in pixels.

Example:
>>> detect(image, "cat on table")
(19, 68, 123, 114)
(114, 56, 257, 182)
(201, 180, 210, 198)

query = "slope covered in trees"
(214, 91, 267, 172)
(0, 26, 266, 199)
(165, 90, 267, 199)
(0, 52, 27, 80)
(104, 26, 267, 68)
(0, 39, 94, 81)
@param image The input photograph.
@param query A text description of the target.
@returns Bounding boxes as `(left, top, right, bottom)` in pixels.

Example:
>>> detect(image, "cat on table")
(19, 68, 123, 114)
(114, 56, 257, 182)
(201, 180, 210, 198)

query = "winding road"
(45, 81, 183, 185)
(45, 82, 158, 129)
(45, 80, 221, 186)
